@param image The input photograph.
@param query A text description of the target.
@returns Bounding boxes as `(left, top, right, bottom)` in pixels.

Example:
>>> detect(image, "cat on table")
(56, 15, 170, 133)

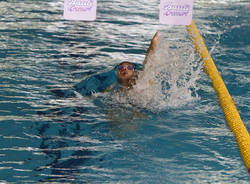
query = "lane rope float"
(186, 20, 250, 174)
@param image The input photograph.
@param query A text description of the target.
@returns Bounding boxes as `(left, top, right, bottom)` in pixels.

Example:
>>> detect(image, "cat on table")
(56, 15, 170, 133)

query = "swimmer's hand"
(143, 31, 159, 70)
(150, 31, 159, 51)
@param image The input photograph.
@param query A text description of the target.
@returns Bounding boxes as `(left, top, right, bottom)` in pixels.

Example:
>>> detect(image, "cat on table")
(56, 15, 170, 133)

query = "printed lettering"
(66, 0, 94, 12)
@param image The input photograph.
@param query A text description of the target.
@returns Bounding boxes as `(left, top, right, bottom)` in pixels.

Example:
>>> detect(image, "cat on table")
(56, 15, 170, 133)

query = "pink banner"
(64, 0, 97, 21)
(159, 0, 193, 25)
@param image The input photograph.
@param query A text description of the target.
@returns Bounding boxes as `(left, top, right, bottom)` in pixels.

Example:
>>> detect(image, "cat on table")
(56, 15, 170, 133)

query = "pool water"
(0, 0, 250, 183)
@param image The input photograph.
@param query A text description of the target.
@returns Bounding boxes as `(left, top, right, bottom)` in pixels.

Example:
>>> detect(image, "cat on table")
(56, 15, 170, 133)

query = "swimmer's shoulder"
(104, 83, 120, 93)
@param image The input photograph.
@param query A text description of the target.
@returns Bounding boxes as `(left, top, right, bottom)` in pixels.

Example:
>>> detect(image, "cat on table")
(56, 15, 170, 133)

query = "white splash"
(125, 36, 202, 110)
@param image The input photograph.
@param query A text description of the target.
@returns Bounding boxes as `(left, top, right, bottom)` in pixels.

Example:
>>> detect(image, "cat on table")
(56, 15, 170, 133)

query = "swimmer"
(116, 31, 159, 89)
(104, 33, 159, 131)
(116, 61, 137, 89)
(103, 31, 159, 93)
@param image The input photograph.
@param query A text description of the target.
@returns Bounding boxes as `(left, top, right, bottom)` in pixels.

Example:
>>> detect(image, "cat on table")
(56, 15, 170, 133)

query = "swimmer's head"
(116, 61, 136, 87)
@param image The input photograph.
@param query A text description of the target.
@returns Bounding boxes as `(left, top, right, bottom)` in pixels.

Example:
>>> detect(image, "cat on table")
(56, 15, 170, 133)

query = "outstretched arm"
(142, 31, 159, 70)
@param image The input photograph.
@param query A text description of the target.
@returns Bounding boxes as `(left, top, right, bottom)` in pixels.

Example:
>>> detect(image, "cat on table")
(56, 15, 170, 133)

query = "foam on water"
(112, 35, 203, 110)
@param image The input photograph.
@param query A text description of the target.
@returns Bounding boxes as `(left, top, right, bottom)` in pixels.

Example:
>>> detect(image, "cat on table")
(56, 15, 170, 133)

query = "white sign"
(64, 0, 97, 21)
(159, 0, 194, 25)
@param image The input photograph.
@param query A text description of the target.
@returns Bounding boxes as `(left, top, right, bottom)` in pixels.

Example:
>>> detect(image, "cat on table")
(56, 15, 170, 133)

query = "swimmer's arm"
(142, 31, 159, 70)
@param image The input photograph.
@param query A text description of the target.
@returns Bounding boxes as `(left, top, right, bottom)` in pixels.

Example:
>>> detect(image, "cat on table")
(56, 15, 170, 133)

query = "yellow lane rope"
(186, 20, 250, 173)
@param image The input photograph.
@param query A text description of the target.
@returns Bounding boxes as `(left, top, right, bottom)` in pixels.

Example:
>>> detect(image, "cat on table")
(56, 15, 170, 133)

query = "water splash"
(116, 36, 203, 110)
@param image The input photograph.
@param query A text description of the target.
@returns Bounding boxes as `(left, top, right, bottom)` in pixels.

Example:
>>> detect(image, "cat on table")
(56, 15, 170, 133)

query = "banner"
(64, 0, 97, 21)
(159, 0, 193, 25)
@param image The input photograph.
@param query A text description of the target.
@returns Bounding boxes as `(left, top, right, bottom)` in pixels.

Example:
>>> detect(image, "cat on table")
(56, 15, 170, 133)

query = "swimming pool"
(0, 0, 249, 183)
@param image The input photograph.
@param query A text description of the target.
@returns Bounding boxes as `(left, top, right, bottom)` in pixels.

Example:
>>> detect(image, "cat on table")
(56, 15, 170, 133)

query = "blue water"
(1, 0, 250, 183)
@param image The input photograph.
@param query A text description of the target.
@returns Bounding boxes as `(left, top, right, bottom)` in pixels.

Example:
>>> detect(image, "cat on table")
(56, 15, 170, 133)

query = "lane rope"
(186, 20, 250, 173)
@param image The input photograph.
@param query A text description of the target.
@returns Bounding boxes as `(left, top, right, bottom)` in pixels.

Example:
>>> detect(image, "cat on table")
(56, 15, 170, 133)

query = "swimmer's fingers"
(152, 31, 159, 41)
(151, 31, 159, 50)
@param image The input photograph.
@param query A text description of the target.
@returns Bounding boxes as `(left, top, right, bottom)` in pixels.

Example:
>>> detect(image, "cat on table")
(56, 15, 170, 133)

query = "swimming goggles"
(117, 64, 134, 71)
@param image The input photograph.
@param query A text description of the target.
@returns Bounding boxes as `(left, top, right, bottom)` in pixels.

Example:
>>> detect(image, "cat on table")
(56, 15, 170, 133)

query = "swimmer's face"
(117, 62, 135, 81)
